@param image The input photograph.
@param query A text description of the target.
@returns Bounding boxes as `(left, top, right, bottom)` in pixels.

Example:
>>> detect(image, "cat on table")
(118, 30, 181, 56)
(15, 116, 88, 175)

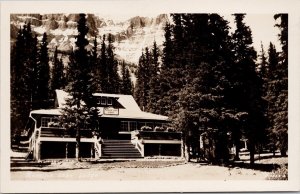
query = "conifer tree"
(272, 14, 288, 156)
(11, 26, 28, 135)
(162, 22, 173, 69)
(36, 32, 50, 108)
(60, 14, 97, 161)
(100, 35, 108, 92)
(175, 14, 234, 163)
(258, 42, 268, 77)
(11, 23, 39, 137)
(134, 51, 147, 110)
(51, 47, 65, 96)
(120, 60, 133, 95)
(89, 36, 101, 92)
(147, 41, 161, 113)
(156, 22, 174, 115)
(231, 14, 266, 165)
(106, 33, 120, 94)
(265, 42, 280, 155)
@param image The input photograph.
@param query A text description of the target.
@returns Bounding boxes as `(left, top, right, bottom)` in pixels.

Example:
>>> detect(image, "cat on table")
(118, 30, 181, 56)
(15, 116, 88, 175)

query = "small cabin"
(23, 90, 183, 160)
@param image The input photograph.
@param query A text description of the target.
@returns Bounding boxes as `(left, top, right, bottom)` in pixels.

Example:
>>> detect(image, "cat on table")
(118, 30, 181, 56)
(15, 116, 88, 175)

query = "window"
(121, 121, 128, 131)
(107, 98, 113, 105)
(101, 97, 107, 105)
(41, 117, 51, 127)
(41, 117, 58, 128)
(155, 122, 163, 127)
(129, 122, 137, 131)
(120, 121, 137, 132)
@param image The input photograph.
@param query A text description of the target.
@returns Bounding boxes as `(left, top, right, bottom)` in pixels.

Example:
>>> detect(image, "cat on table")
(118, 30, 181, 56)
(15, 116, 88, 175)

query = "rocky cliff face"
(10, 13, 169, 64)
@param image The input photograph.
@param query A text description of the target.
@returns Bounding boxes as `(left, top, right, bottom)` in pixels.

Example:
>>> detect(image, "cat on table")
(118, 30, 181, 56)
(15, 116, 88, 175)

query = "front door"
(99, 118, 120, 139)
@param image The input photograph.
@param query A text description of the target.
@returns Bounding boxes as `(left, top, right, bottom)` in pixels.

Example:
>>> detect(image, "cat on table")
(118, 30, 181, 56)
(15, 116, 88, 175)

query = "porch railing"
(94, 137, 102, 159)
(131, 131, 144, 157)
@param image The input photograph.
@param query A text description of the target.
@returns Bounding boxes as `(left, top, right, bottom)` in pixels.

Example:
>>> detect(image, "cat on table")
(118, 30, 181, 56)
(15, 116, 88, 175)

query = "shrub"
(141, 126, 152, 131)
(154, 126, 165, 132)
(267, 164, 288, 180)
(166, 127, 176, 132)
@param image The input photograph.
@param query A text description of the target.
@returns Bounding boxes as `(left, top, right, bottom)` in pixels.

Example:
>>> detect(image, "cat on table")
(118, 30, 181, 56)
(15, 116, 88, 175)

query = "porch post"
(90, 143, 94, 158)
(65, 143, 68, 159)
(37, 141, 41, 161)
(181, 139, 184, 158)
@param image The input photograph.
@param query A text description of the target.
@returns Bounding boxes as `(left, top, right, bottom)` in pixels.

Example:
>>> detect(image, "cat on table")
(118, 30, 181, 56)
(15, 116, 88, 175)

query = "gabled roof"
(93, 93, 141, 112)
(41, 90, 168, 121)
(30, 109, 61, 116)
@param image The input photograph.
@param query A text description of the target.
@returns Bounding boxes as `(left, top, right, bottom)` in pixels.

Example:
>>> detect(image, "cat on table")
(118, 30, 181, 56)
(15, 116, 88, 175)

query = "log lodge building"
(22, 90, 182, 160)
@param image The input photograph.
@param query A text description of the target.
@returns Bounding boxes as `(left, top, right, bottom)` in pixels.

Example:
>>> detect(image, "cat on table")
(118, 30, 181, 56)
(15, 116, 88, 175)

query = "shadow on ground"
(189, 154, 287, 172)
(228, 162, 285, 172)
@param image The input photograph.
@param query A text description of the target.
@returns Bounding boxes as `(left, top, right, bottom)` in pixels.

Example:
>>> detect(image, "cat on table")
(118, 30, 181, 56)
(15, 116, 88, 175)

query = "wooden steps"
(101, 140, 143, 159)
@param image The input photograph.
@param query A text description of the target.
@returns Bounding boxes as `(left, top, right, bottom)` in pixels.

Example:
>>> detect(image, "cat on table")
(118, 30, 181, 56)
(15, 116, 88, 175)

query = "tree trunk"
(249, 143, 255, 166)
(234, 143, 240, 161)
(185, 144, 190, 162)
(280, 149, 287, 157)
(76, 127, 81, 161)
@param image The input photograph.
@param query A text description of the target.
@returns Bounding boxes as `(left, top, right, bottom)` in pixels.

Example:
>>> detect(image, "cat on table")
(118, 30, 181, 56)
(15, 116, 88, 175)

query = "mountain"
(10, 13, 169, 64)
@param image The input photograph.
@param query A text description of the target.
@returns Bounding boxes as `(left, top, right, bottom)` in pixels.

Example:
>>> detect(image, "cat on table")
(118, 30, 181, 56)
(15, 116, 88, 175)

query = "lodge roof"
(30, 90, 168, 121)
(56, 89, 141, 112)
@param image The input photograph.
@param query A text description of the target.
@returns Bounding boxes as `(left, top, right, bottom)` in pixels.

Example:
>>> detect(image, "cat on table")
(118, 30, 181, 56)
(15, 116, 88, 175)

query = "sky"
(225, 14, 282, 54)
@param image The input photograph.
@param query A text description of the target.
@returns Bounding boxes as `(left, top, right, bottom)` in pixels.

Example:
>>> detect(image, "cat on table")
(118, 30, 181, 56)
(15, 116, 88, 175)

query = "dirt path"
(11, 162, 270, 181)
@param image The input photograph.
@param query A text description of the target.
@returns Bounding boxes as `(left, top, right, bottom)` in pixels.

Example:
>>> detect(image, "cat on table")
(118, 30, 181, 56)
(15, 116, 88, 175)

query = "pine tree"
(36, 32, 50, 108)
(257, 42, 268, 77)
(120, 60, 133, 95)
(162, 22, 173, 69)
(89, 36, 101, 92)
(231, 14, 266, 165)
(174, 14, 234, 163)
(156, 22, 174, 115)
(23, 23, 38, 110)
(11, 26, 28, 136)
(147, 41, 161, 113)
(100, 35, 108, 92)
(51, 47, 65, 96)
(60, 14, 97, 161)
(134, 51, 147, 110)
(11, 23, 38, 137)
(272, 14, 288, 156)
(265, 42, 280, 155)
(171, 14, 185, 68)
(106, 33, 120, 94)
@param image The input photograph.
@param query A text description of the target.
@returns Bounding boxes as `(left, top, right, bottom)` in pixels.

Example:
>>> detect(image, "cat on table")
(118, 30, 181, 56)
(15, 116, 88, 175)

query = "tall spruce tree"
(36, 32, 50, 108)
(51, 47, 65, 96)
(11, 23, 39, 138)
(174, 14, 234, 163)
(265, 42, 280, 155)
(134, 51, 147, 110)
(11, 26, 28, 136)
(90, 36, 101, 91)
(272, 14, 288, 156)
(120, 60, 133, 95)
(231, 14, 266, 165)
(100, 35, 108, 92)
(156, 22, 174, 115)
(23, 23, 37, 110)
(147, 41, 161, 113)
(162, 22, 173, 69)
(106, 33, 120, 94)
(60, 14, 97, 161)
